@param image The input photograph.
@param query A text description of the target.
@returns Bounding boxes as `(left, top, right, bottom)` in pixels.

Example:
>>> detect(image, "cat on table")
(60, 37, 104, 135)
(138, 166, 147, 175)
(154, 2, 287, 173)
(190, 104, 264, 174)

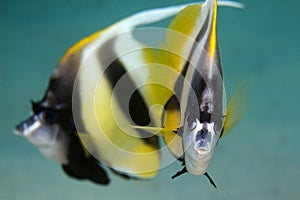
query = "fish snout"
(15, 123, 25, 135)
(195, 129, 211, 153)
(14, 115, 37, 135)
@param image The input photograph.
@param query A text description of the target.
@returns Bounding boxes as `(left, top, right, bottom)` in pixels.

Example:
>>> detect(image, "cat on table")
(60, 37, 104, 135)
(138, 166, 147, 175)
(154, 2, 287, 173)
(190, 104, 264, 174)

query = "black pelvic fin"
(171, 167, 187, 179)
(62, 161, 110, 185)
(62, 134, 110, 185)
(204, 172, 217, 188)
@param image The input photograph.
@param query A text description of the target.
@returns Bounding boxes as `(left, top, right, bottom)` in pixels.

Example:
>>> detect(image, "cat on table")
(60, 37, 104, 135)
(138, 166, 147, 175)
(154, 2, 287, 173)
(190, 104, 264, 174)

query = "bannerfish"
(158, 0, 244, 188)
(14, 3, 196, 184)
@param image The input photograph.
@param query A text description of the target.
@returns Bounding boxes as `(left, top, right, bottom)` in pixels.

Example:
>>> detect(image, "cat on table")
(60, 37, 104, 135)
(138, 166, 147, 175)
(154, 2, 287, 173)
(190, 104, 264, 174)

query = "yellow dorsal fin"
(208, 0, 218, 58)
(60, 29, 105, 63)
(166, 4, 202, 72)
(222, 82, 246, 137)
(165, 0, 244, 72)
(168, 4, 201, 37)
(140, 4, 203, 124)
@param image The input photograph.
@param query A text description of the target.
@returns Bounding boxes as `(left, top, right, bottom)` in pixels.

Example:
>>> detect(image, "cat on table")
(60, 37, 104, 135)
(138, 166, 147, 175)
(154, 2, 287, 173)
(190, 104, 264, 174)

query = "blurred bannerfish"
(159, 0, 244, 187)
(14, 3, 197, 184)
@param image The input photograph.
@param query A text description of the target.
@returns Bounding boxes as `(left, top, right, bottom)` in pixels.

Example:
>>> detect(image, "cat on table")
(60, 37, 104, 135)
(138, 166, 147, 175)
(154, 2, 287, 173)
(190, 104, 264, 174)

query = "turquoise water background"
(1, 0, 300, 199)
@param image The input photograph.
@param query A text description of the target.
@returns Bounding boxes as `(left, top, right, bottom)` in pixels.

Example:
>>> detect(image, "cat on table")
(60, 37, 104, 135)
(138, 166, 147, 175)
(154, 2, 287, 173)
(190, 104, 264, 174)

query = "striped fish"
(158, 0, 244, 187)
(14, 3, 196, 184)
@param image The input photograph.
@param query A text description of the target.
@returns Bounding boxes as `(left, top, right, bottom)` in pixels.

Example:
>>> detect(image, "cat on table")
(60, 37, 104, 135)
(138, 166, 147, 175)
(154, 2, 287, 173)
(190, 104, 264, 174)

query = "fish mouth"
(14, 115, 37, 136)
(14, 128, 23, 136)
(14, 114, 58, 147)
(196, 142, 210, 154)
(14, 125, 23, 136)
(195, 128, 212, 154)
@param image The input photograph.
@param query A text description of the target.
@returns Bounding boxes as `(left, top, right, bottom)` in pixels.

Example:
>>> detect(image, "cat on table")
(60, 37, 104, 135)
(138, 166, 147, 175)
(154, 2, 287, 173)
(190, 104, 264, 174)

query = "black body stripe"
(97, 42, 158, 147)
(103, 58, 151, 126)
(195, 13, 210, 44)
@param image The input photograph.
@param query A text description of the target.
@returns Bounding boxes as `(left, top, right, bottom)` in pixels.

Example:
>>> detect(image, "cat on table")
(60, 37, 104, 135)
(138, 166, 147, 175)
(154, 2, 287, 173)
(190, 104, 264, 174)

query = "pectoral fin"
(222, 83, 246, 137)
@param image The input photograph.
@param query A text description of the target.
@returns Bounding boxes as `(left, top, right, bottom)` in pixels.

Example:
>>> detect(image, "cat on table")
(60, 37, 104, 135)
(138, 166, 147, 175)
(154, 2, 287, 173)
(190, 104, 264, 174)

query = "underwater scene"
(1, 0, 300, 199)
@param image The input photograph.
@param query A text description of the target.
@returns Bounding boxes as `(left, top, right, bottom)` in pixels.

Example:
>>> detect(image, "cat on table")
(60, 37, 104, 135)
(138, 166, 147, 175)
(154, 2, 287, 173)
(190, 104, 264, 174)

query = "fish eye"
(212, 119, 223, 134)
(213, 124, 222, 136)
(187, 114, 198, 131)
(188, 121, 197, 131)
(39, 111, 57, 124)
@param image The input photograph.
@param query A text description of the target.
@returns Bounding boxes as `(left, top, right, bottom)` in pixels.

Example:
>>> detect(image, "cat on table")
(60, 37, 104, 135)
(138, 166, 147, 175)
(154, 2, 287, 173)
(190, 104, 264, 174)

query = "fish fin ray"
(222, 82, 246, 137)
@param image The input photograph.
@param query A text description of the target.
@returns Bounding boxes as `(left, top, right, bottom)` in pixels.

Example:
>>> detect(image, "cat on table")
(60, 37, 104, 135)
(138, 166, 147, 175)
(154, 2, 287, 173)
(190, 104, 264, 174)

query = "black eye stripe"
(42, 111, 57, 124)
(200, 111, 211, 123)
(31, 102, 66, 125)
(31, 100, 66, 114)
(31, 100, 42, 114)
(187, 114, 196, 125)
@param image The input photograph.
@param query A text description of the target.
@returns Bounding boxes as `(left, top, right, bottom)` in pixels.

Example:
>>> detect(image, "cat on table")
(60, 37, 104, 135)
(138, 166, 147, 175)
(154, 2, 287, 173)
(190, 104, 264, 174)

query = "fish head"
(15, 100, 70, 148)
(14, 112, 61, 148)
(182, 116, 218, 175)
(15, 107, 70, 164)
